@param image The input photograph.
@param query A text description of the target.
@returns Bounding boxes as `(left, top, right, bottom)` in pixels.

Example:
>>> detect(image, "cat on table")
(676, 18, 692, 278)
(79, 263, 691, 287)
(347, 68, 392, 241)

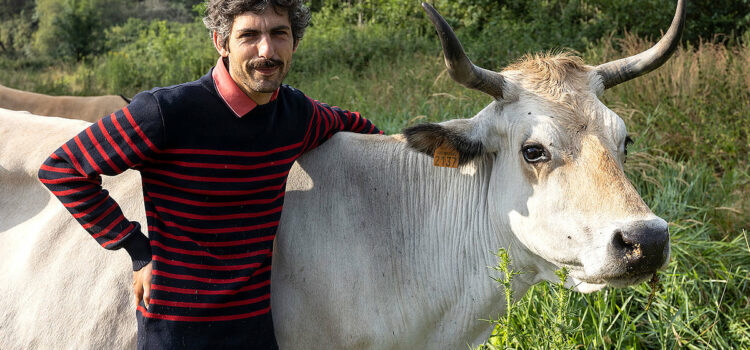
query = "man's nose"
(257, 34, 274, 59)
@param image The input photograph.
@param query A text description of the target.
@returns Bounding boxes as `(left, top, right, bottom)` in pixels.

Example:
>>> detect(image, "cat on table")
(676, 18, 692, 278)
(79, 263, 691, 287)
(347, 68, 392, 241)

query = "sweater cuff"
(122, 231, 152, 271)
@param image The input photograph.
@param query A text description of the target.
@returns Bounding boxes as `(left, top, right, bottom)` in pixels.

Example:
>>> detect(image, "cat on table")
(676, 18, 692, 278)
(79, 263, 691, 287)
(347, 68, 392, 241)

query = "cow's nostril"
(611, 230, 641, 262)
(611, 229, 633, 252)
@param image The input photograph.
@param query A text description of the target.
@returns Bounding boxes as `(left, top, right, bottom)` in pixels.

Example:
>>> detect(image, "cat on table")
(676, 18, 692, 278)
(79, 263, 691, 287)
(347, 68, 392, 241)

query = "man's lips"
(254, 66, 279, 76)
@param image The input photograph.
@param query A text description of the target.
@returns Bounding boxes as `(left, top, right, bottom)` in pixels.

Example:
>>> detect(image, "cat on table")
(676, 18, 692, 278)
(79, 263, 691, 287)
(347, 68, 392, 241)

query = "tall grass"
(588, 31, 750, 174)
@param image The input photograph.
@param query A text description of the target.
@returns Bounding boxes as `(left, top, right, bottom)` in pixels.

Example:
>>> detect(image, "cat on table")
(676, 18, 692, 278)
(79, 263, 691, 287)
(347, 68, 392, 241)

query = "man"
(37, 0, 382, 348)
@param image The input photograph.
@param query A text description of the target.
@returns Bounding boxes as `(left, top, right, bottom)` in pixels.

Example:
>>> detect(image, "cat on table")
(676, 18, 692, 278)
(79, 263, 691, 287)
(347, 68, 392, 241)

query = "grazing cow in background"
(0, 0, 683, 348)
(0, 83, 128, 122)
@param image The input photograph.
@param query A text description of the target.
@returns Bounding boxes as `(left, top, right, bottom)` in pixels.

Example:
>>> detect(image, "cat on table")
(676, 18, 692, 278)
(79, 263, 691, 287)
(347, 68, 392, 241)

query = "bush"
(93, 19, 215, 95)
(0, 10, 35, 56)
(293, 15, 433, 76)
(303, 0, 749, 71)
(29, 0, 197, 60)
(52, 0, 103, 60)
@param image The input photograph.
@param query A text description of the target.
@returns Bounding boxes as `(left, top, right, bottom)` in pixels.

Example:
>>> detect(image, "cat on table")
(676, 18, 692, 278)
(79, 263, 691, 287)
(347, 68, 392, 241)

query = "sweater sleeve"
(38, 91, 164, 271)
(302, 97, 383, 153)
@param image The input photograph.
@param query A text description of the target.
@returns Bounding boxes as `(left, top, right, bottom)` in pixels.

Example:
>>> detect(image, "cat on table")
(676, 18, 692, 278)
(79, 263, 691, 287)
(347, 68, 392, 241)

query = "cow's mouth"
(567, 265, 659, 293)
(603, 270, 660, 288)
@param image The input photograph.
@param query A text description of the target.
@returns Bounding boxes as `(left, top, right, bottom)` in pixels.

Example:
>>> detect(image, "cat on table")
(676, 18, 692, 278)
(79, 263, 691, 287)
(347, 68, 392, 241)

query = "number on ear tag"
(433, 143, 459, 168)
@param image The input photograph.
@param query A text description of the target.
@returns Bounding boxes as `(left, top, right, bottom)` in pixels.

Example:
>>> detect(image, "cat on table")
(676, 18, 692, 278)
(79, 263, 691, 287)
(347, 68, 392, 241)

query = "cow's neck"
(386, 141, 541, 342)
(293, 134, 543, 345)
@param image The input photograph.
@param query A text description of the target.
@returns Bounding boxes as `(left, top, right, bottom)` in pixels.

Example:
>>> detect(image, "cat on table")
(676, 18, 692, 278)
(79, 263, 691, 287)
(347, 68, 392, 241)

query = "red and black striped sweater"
(38, 59, 382, 348)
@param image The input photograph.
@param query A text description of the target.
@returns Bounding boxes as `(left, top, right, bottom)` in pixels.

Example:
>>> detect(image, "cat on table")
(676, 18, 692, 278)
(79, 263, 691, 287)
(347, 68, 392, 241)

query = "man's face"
(215, 7, 297, 102)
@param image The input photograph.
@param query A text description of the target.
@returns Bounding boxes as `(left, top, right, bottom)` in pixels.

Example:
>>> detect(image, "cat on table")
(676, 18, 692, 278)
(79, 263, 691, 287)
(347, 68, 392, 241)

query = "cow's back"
(0, 85, 127, 122)
(0, 109, 142, 349)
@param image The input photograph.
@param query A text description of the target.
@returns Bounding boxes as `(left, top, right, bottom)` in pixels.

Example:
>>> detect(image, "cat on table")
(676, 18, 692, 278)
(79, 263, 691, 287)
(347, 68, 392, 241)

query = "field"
(1, 1, 749, 348)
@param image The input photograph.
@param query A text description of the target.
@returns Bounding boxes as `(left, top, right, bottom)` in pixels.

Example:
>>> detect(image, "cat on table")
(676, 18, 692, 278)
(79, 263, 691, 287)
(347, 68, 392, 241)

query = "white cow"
(0, 83, 128, 122)
(0, 1, 684, 348)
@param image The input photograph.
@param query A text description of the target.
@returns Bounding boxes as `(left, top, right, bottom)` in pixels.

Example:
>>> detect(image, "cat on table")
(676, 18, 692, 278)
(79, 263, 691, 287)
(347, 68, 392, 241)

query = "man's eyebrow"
(270, 25, 291, 32)
(236, 28, 259, 35)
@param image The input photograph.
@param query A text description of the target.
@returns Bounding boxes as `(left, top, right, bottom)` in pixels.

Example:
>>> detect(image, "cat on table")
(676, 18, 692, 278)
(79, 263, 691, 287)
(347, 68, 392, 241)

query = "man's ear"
(213, 31, 229, 57)
(403, 119, 485, 165)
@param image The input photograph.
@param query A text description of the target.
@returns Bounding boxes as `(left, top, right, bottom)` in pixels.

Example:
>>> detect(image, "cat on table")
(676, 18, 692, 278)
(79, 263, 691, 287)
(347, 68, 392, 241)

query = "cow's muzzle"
(608, 218, 670, 277)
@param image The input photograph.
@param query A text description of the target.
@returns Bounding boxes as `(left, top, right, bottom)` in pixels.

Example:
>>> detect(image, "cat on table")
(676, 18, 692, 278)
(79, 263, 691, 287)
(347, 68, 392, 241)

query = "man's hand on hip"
(133, 262, 153, 308)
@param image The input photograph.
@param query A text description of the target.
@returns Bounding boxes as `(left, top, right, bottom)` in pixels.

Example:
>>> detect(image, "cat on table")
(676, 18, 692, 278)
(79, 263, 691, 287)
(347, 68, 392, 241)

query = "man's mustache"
(249, 59, 283, 69)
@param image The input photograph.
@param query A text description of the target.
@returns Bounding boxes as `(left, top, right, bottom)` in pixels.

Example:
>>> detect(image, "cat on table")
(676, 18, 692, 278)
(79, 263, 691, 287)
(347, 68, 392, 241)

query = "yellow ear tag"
(433, 142, 459, 168)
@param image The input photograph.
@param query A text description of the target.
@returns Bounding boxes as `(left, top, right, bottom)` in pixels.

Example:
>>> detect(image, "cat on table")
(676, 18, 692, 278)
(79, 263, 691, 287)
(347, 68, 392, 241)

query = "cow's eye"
(522, 144, 549, 163)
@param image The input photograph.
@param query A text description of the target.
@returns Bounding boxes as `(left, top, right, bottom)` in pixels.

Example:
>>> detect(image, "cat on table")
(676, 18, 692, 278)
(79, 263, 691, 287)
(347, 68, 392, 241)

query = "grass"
(1, 20, 748, 349)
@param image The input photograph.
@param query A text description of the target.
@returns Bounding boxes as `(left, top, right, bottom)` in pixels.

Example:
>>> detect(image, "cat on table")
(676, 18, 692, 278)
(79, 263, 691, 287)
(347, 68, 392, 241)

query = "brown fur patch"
(568, 135, 650, 217)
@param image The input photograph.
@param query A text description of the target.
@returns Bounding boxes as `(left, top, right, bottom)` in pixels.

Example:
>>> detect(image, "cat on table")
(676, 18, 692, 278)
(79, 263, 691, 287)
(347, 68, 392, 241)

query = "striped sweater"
(38, 59, 381, 349)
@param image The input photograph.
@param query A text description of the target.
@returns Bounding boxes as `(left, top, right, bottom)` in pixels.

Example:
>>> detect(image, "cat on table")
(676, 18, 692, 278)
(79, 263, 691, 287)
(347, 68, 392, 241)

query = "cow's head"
(405, 1, 684, 292)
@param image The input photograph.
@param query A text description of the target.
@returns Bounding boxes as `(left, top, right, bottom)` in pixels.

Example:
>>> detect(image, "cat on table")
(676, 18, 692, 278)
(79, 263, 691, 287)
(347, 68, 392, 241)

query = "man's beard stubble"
(245, 58, 287, 93)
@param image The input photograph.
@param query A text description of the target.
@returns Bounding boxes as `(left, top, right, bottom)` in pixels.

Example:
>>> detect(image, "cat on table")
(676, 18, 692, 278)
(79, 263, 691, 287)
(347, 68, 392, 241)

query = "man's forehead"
(231, 7, 291, 31)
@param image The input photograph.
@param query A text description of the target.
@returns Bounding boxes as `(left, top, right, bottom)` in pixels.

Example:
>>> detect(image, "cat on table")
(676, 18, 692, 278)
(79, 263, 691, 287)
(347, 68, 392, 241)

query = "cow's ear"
(403, 120, 485, 165)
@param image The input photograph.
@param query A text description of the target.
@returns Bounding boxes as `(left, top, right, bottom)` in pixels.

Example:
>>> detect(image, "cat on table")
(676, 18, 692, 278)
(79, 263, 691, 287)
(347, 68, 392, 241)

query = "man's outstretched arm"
(302, 98, 383, 152)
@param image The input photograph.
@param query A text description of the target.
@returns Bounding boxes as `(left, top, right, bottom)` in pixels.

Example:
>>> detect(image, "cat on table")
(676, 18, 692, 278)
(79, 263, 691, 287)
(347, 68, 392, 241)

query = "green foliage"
(52, 0, 103, 60)
(32, 0, 64, 57)
(305, 0, 750, 70)
(487, 249, 522, 348)
(0, 0, 32, 19)
(93, 19, 215, 95)
(310, 0, 427, 28)
(293, 17, 433, 77)
(0, 10, 35, 55)
(482, 252, 579, 350)
(28, 0, 197, 60)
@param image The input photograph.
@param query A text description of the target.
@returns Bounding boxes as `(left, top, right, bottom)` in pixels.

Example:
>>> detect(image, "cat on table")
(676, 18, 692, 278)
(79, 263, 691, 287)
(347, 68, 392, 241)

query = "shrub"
(93, 19, 215, 96)
(0, 10, 35, 56)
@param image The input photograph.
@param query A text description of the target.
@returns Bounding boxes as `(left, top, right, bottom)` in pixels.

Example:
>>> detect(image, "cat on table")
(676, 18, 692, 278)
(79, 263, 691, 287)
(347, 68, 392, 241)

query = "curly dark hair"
(203, 0, 311, 49)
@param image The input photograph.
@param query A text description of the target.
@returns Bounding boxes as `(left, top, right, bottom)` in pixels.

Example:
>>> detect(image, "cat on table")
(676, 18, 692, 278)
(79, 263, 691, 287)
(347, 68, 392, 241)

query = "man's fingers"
(140, 262, 153, 308)
(132, 262, 153, 308)
(134, 283, 143, 304)
(133, 271, 143, 305)
(143, 275, 151, 308)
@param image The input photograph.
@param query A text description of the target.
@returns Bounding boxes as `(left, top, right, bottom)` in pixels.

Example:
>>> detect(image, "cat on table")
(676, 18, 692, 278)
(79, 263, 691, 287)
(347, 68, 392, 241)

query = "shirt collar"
(212, 57, 279, 118)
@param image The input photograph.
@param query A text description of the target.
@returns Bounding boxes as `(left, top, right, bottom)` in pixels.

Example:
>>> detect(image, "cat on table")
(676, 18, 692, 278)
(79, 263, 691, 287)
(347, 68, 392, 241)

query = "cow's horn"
(422, 2, 505, 99)
(595, 0, 686, 90)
